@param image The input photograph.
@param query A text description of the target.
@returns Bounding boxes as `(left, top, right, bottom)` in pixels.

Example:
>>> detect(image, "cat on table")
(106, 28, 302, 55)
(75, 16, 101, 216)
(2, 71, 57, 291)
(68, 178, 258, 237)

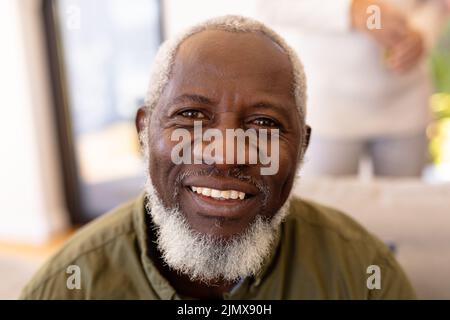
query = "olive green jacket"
(20, 193, 416, 300)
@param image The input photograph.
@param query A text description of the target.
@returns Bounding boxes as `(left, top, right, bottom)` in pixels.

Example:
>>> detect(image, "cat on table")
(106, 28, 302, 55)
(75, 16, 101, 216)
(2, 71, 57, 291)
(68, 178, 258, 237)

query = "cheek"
(264, 143, 298, 203)
(148, 129, 180, 190)
(276, 138, 298, 174)
(150, 128, 177, 163)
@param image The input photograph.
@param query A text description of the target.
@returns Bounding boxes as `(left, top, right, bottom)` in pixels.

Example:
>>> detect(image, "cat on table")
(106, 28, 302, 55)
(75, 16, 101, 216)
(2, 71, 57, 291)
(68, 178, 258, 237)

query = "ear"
(135, 106, 147, 147)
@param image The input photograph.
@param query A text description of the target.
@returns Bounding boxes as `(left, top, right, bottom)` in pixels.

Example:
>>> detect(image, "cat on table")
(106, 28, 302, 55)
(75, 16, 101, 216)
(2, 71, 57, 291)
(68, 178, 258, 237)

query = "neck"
(155, 258, 238, 299)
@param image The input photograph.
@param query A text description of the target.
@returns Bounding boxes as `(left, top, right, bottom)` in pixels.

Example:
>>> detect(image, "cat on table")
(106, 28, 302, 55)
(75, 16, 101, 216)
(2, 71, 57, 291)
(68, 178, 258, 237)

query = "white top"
(257, 0, 445, 139)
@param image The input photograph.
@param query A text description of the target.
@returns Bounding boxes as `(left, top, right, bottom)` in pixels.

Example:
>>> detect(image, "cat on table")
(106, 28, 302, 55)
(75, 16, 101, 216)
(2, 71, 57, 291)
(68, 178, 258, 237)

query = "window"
(44, 0, 163, 223)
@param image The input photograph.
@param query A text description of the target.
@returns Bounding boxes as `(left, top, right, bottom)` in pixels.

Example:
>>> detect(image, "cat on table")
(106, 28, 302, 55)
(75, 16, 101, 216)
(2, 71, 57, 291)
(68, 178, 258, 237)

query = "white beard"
(145, 177, 292, 283)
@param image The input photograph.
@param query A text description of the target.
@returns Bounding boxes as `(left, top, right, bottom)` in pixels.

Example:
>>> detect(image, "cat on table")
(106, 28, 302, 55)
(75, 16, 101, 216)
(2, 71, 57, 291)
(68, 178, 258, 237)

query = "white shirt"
(257, 0, 445, 139)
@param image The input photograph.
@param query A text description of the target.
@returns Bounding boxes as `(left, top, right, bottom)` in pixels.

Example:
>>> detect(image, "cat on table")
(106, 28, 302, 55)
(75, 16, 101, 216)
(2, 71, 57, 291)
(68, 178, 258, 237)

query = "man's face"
(147, 30, 301, 239)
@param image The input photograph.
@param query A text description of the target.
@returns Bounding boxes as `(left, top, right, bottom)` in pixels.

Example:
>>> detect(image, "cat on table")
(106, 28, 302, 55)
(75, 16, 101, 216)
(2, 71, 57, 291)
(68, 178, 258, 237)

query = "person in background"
(258, 0, 448, 177)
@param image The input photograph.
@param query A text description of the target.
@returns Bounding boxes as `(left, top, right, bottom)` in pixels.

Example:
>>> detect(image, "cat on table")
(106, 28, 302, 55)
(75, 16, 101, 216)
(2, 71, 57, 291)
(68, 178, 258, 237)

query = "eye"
(178, 110, 206, 119)
(251, 117, 279, 128)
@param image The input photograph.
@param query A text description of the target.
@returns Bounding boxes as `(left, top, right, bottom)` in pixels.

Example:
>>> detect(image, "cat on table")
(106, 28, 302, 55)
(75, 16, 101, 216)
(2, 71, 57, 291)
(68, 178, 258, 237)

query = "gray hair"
(141, 15, 308, 160)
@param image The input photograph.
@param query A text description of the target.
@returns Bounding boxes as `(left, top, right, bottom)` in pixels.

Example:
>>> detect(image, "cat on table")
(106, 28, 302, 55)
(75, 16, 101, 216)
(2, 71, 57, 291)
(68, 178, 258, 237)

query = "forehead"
(162, 30, 295, 103)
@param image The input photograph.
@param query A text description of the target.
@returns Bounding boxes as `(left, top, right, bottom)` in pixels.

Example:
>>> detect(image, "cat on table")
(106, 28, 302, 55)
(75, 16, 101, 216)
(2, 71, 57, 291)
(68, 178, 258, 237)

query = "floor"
(0, 230, 75, 300)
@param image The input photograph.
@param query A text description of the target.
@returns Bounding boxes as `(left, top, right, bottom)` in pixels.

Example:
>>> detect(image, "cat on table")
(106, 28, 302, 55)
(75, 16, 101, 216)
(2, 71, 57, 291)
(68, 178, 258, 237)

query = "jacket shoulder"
(20, 196, 140, 299)
(283, 197, 416, 299)
(287, 197, 377, 242)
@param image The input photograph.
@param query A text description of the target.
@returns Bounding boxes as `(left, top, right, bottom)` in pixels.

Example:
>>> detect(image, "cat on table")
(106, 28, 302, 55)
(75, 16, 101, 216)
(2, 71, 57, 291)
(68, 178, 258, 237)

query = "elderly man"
(21, 16, 415, 300)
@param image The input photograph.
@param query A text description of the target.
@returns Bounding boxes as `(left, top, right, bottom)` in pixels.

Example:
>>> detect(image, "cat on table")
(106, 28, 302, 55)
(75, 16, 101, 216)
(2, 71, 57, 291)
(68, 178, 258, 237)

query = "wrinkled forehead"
(160, 29, 296, 104)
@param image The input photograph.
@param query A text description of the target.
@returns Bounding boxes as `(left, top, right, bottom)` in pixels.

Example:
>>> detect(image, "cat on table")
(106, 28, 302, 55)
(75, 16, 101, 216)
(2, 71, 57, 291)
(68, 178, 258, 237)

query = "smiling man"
(21, 16, 415, 300)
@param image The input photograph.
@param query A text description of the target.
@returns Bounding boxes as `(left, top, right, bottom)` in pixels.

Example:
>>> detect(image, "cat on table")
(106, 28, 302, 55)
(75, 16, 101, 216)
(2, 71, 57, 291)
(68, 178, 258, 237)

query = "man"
(21, 15, 415, 300)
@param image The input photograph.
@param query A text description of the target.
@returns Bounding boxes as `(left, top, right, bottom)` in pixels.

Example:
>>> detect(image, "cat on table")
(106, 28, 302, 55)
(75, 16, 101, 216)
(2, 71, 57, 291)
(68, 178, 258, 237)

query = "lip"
(182, 175, 262, 219)
(185, 187, 260, 219)
(183, 176, 260, 196)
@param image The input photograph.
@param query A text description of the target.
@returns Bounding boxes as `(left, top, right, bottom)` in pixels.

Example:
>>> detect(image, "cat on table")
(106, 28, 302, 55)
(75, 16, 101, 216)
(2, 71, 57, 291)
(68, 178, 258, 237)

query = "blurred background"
(0, 0, 449, 299)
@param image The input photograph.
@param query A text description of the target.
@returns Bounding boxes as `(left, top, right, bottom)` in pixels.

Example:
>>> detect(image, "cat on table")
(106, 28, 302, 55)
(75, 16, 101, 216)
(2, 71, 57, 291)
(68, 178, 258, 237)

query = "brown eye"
(252, 118, 278, 127)
(179, 110, 206, 119)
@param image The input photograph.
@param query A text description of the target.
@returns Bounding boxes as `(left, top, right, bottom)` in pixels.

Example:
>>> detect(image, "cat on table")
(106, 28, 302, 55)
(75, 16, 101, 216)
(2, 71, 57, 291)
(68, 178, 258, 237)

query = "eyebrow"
(169, 94, 215, 106)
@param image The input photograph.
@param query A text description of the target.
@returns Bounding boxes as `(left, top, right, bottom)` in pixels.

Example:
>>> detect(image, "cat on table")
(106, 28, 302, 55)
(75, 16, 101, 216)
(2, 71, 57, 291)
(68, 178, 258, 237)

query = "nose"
(192, 112, 256, 170)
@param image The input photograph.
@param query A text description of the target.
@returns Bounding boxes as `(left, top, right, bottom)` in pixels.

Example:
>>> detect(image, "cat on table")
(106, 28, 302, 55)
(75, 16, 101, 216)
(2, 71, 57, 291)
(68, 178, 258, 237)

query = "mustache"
(173, 167, 270, 208)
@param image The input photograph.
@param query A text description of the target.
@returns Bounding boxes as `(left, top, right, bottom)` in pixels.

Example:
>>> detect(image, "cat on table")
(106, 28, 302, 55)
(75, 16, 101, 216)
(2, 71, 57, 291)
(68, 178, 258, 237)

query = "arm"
(409, 0, 448, 51)
(383, 0, 448, 74)
(258, 0, 412, 45)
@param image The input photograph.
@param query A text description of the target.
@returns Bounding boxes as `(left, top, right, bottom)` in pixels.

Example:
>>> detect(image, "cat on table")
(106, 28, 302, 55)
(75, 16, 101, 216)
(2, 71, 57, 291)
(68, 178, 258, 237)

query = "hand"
(385, 30, 425, 74)
(351, 0, 409, 48)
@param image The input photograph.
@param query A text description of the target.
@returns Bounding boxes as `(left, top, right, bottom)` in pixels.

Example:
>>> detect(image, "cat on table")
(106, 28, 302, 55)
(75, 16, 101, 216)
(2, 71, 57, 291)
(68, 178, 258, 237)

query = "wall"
(0, 0, 69, 244)
(163, 0, 258, 38)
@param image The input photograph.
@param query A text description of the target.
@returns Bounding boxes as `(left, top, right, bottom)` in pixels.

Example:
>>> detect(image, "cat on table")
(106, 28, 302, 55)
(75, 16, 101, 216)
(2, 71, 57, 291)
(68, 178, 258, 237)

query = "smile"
(190, 186, 246, 200)
(182, 175, 261, 220)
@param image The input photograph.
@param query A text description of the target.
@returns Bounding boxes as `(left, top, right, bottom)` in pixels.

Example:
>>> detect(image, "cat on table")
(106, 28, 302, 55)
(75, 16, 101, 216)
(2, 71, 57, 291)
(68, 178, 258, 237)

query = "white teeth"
(211, 189, 221, 198)
(221, 190, 230, 200)
(190, 186, 246, 200)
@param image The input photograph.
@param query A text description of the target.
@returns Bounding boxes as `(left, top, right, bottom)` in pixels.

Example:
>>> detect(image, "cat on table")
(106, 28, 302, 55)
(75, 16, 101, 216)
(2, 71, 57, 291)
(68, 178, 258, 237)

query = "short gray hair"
(141, 15, 308, 160)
